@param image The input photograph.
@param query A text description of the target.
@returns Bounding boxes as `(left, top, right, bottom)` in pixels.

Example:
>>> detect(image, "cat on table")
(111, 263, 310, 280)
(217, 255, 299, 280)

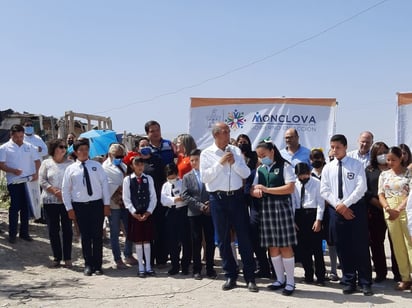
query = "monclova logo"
(252, 111, 316, 124)
(225, 109, 246, 130)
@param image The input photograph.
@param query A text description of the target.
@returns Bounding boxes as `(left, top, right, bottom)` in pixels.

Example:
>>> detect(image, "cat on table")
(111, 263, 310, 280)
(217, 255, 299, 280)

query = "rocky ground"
(0, 208, 412, 308)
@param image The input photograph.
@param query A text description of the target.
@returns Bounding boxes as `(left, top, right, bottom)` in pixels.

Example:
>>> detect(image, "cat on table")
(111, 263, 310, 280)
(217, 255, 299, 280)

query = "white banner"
(396, 92, 412, 146)
(189, 97, 337, 153)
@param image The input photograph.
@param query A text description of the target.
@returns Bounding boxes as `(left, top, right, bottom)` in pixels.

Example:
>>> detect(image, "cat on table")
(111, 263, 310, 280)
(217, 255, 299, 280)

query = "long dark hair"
(399, 144, 412, 167)
(366, 141, 389, 171)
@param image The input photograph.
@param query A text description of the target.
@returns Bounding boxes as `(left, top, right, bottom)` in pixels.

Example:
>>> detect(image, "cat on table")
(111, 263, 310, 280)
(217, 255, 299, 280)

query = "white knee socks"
(136, 244, 144, 272)
(271, 255, 285, 283)
(282, 256, 295, 288)
(143, 243, 151, 271)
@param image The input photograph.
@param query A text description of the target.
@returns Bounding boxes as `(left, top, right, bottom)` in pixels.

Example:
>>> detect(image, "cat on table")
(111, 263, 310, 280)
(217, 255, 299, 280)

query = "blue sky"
(1, 0, 411, 149)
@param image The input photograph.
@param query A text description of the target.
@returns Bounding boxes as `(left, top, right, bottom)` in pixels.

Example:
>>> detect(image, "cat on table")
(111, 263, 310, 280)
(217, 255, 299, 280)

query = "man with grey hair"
(200, 122, 258, 292)
(347, 131, 374, 169)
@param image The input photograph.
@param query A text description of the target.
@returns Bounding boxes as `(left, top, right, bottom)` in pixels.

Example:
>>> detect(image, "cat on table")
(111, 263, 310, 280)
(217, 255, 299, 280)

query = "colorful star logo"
(225, 109, 246, 130)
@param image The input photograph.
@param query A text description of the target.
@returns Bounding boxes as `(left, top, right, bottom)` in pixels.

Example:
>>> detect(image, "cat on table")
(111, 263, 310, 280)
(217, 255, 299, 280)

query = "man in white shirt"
(347, 131, 374, 169)
(320, 134, 373, 296)
(0, 124, 40, 243)
(200, 122, 258, 292)
(62, 139, 111, 276)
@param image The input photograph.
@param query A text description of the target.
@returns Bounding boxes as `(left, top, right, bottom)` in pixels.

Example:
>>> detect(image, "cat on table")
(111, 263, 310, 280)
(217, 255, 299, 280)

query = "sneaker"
(124, 256, 138, 265)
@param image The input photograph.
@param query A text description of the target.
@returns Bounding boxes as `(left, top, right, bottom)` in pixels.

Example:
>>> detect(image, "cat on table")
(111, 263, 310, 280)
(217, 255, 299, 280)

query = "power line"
(97, 0, 390, 114)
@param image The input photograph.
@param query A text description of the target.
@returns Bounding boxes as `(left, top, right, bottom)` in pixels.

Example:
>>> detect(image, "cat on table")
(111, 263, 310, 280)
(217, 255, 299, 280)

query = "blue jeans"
(210, 190, 256, 283)
(109, 208, 133, 261)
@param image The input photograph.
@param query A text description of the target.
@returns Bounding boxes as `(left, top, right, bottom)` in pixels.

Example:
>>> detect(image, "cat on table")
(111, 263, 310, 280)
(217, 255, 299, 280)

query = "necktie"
(300, 183, 305, 208)
(338, 160, 343, 199)
(82, 162, 93, 196)
(195, 171, 202, 190)
(171, 184, 175, 197)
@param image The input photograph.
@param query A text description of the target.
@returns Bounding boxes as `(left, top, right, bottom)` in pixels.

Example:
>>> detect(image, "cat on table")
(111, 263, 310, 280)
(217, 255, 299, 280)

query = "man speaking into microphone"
(200, 122, 258, 292)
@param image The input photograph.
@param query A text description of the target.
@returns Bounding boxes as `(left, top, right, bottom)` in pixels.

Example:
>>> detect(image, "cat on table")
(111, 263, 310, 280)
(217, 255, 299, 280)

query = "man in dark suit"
(182, 149, 216, 280)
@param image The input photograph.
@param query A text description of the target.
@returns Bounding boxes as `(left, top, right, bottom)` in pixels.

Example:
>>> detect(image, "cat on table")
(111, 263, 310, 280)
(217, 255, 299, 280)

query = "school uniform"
(62, 159, 110, 272)
(161, 178, 191, 274)
(293, 177, 326, 283)
(320, 156, 372, 290)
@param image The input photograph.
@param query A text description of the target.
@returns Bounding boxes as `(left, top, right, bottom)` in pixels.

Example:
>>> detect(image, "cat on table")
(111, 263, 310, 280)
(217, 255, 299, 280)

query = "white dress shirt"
(200, 143, 250, 192)
(0, 139, 40, 184)
(62, 159, 110, 211)
(122, 173, 157, 214)
(320, 155, 367, 208)
(292, 177, 325, 221)
(161, 179, 185, 208)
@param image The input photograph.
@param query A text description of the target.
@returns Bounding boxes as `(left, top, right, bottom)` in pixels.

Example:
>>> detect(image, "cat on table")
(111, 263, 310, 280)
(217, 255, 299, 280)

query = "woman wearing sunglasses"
(39, 139, 73, 268)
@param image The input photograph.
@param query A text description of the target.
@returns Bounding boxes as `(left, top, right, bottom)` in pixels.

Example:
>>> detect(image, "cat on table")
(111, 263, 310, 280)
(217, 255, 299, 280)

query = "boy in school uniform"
(292, 162, 326, 285)
(161, 163, 191, 276)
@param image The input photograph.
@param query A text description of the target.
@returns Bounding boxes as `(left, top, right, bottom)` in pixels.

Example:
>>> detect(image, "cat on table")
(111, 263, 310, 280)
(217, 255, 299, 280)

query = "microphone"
(225, 145, 231, 153)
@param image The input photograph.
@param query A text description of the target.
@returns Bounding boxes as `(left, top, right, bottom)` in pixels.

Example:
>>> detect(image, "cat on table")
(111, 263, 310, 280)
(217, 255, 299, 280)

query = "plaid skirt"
(259, 196, 297, 248)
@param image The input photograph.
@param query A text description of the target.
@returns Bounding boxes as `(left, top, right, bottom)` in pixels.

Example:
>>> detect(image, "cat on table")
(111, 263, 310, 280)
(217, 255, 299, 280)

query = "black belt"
(73, 199, 101, 205)
(212, 189, 242, 197)
(296, 208, 317, 212)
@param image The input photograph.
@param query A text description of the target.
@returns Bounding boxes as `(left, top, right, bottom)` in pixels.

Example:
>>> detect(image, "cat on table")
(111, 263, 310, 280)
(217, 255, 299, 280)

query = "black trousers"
(152, 203, 169, 265)
(44, 203, 73, 261)
(189, 214, 215, 274)
(295, 208, 326, 281)
(335, 200, 372, 287)
(73, 200, 104, 269)
(7, 183, 30, 238)
(249, 197, 271, 275)
(165, 206, 191, 271)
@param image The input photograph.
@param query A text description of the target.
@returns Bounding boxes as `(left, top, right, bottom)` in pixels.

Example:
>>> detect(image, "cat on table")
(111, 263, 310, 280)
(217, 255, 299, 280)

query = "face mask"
(168, 178, 177, 185)
(24, 126, 34, 135)
(261, 156, 273, 166)
(377, 154, 387, 165)
(311, 160, 323, 169)
(238, 143, 251, 154)
(140, 147, 152, 156)
(67, 140, 74, 146)
(112, 158, 122, 166)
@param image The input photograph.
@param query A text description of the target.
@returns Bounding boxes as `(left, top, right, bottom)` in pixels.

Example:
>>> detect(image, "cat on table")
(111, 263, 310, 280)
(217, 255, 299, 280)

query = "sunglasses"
(58, 145, 67, 149)
(114, 155, 124, 159)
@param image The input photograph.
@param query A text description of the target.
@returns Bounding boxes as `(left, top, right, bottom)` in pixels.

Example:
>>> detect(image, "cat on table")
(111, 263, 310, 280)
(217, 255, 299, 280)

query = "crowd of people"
(1, 120, 412, 298)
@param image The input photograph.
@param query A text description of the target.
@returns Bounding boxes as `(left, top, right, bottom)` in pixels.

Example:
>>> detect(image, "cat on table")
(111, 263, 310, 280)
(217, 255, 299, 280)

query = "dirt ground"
(0, 209, 412, 308)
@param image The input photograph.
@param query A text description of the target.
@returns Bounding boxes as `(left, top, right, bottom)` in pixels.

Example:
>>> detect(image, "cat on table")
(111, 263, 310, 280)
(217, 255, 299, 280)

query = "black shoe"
(94, 268, 103, 275)
(206, 270, 217, 279)
(342, 285, 357, 294)
(222, 278, 237, 291)
(300, 278, 314, 284)
(146, 269, 156, 276)
(8, 236, 16, 244)
(254, 269, 271, 279)
(193, 273, 202, 280)
(316, 280, 326, 286)
(267, 281, 285, 290)
(247, 281, 259, 292)
(374, 276, 386, 283)
(19, 235, 33, 242)
(282, 284, 295, 296)
(168, 268, 179, 276)
(84, 266, 93, 276)
(362, 285, 373, 296)
(181, 269, 189, 275)
(138, 271, 146, 278)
